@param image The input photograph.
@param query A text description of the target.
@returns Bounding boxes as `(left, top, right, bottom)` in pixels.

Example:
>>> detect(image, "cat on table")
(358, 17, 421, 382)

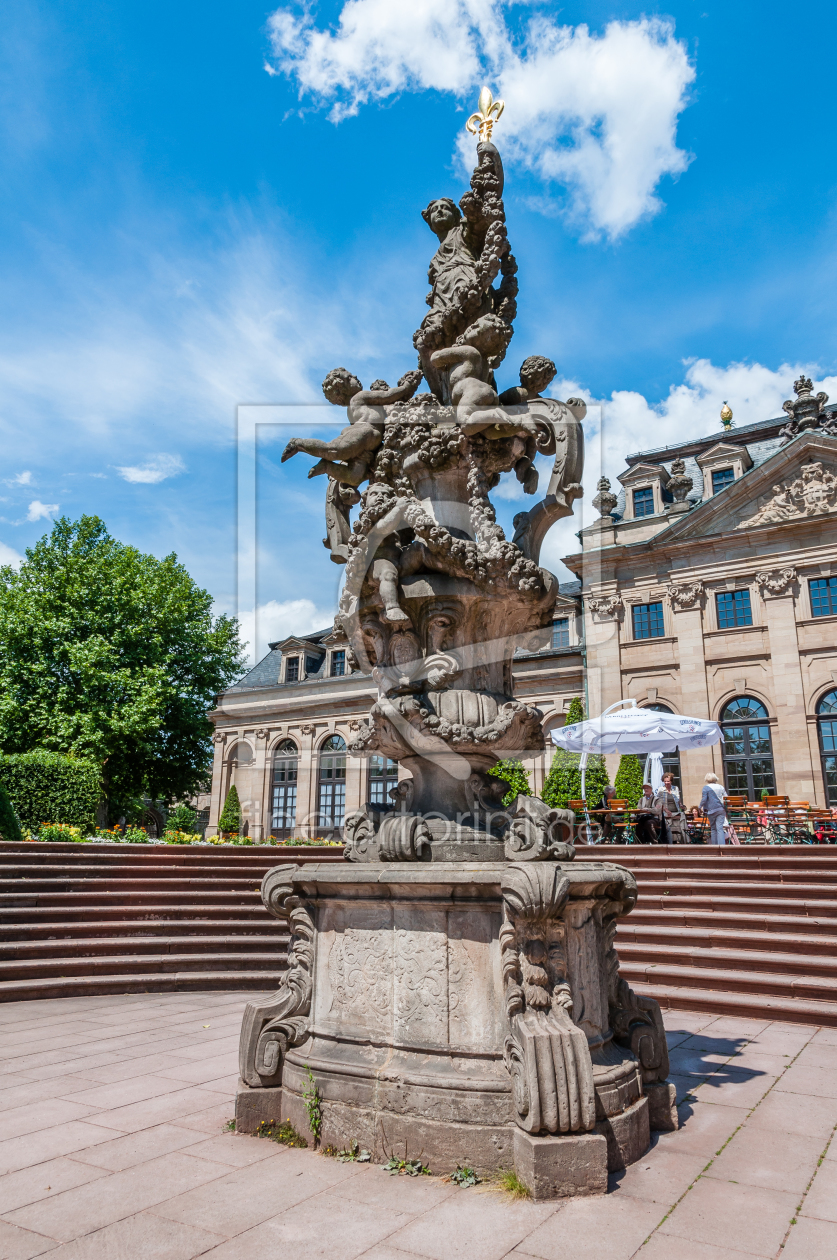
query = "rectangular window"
(716, 589, 753, 629)
(285, 656, 299, 682)
(305, 656, 320, 676)
(551, 618, 569, 649)
(632, 602, 665, 639)
(810, 577, 837, 618)
(633, 487, 655, 518)
(711, 467, 735, 494)
(330, 650, 346, 676)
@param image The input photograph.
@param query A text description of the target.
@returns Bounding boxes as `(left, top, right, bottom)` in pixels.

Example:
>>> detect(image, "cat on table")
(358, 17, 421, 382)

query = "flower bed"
(16, 824, 343, 847)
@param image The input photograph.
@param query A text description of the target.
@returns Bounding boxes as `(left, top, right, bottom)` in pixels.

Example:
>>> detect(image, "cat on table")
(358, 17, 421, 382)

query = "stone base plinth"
(595, 1095, 650, 1171)
(513, 1130, 607, 1199)
(237, 860, 672, 1197)
(235, 1081, 283, 1134)
(646, 1080, 679, 1133)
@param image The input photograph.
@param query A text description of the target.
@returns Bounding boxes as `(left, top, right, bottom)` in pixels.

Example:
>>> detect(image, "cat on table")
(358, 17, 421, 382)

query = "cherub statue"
(500, 356, 585, 508)
(430, 315, 532, 439)
(282, 368, 423, 487)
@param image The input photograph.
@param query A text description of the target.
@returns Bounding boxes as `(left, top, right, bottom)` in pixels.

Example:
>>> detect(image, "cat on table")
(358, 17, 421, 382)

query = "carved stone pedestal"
(236, 860, 676, 1193)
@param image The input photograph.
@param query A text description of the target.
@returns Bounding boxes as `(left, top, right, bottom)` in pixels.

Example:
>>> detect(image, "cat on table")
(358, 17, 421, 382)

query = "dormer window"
(305, 656, 320, 676)
(633, 487, 655, 518)
(285, 656, 299, 683)
(552, 618, 569, 648)
(712, 467, 735, 495)
(330, 650, 346, 677)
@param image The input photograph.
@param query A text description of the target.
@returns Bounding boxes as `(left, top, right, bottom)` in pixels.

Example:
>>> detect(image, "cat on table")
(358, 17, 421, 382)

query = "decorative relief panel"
(588, 593, 623, 620)
(666, 580, 704, 611)
(738, 462, 837, 528)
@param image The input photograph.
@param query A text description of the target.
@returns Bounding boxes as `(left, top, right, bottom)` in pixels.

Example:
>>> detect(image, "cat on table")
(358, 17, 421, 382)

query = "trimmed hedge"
(219, 785, 241, 834)
(0, 781, 22, 842)
(0, 750, 102, 830)
(614, 754, 645, 807)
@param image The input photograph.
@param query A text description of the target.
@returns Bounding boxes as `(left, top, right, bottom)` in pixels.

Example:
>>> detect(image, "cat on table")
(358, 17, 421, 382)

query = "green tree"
(219, 785, 241, 834)
(614, 754, 644, 807)
(541, 750, 609, 809)
(0, 516, 244, 816)
(0, 781, 22, 842)
(0, 751, 101, 830)
(487, 758, 532, 807)
(564, 696, 585, 726)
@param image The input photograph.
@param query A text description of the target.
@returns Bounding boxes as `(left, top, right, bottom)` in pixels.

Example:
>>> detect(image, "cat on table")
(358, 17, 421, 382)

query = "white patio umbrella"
(646, 752, 665, 793)
(551, 698, 722, 812)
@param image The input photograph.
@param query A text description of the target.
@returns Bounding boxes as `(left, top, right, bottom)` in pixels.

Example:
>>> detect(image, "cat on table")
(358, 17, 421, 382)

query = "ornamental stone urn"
(236, 93, 677, 1199)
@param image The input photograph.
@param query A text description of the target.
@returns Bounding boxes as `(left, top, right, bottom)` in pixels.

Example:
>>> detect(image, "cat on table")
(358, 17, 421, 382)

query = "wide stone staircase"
(3, 841, 837, 1024)
(577, 843, 837, 1026)
(0, 841, 341, 1002)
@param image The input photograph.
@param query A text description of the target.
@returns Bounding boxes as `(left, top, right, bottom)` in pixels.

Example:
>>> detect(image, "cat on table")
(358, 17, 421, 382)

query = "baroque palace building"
(207, 386, 837, 839)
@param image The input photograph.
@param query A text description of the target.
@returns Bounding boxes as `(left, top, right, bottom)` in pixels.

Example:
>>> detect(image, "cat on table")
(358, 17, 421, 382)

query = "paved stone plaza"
(0, 993, 835, 1260)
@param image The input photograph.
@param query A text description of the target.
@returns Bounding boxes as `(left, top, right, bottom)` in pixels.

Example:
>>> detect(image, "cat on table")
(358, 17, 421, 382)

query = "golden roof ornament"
(720, 400, 733, 430)
(466, 86, 504, 143)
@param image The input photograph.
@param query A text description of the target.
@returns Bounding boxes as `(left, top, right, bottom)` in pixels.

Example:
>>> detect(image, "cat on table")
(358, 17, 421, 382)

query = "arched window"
(817, 690, 837, 806)
(271, 740, 298, 837)
(318, 735, 346, 831)
(227, 741, 254, 767)
(640, 704, 682, 792)
(721, 697, 775, 799)
(369, 755, 398, 805)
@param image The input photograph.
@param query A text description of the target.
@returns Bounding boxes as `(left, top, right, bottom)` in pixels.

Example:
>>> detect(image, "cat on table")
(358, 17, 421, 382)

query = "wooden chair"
(763, 795, 790, 808)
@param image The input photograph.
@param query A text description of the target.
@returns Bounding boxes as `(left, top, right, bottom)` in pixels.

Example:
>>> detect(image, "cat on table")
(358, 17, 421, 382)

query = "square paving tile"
(4, 1151, 230, 1243)
(198, 1194, 414, 1260)
(656, 1176, 797, 1257)
(746, 1089, 837, 1139)
(383, 1188, 557, 1260)
(656, 1101, 748, 1158)
(801, 1157, 837, 1224)
(777, 1063, 837, 1099)
(0, 1219, 58, 1260)
(688, 1066, 778, 1110)
(70, 1123, 207, 1171)
(83, 1086, 231, 1133)
(704, 1125, 823, 1194)
(0, 1121, 123, 1177)
(779, 1215, 837, 1260)
(34, 1211, 225, 1260)
(607, 1140, 706, 1206)
(178, 1133, 286, 1168)
(510, 1192, 663, 1260)
(635, 1234, 774, 1260)
(0, 1157, 108, 1214)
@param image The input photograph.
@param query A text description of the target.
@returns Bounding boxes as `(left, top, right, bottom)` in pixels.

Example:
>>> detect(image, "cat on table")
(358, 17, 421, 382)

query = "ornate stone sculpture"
(592, 476, 618, 518)
(779, 376, 830, 441)
(738, 461, 837, 528)
(236, 91, 674, 1198)
(588, 592, 623, 619)
(666, 580, 704, 610)
(667, 457, 694, 505)
(756, 566, 797, 595)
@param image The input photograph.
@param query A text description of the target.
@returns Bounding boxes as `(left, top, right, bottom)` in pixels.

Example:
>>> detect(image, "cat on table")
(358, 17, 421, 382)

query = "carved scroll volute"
(238, 866, 315, 1088)
(500, 865, 596, 1135)
(504, 794, 576, 861)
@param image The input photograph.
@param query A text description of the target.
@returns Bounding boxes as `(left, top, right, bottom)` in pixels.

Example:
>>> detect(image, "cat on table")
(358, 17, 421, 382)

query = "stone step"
(616, 867, 837, 884)
(0, 877, 268, 894)
(0, 934, 286, 959)
(637, 879, 837, 898)
(0, 972, 282, 1001)
(628, 907, 837, 935)
(617, 941, 837, 979)
(619, 959, 837, 1004)
(635, 893, 837, 917)
(0, 917, 284, 940)
(0, 905, 270, 923)
(0, 952, 285, 981)
(616, 921, 837, 955)
(631, 981, 837, 1026)
(0, 890, 264, 907)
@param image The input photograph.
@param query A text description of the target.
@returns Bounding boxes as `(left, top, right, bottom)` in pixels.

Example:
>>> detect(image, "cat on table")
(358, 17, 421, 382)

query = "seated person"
(634, 782, 663, 843)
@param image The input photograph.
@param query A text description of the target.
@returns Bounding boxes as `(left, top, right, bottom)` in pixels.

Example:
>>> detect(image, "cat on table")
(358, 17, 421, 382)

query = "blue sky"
(2, 0, 837, 662)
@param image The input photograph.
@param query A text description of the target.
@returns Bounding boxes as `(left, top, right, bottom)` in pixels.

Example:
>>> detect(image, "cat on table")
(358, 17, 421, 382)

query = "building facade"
(207, 400, 837, 837)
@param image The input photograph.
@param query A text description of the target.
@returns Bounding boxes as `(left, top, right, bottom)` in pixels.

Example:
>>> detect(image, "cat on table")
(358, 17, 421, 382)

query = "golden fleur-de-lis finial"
(466, 86, 504, 143)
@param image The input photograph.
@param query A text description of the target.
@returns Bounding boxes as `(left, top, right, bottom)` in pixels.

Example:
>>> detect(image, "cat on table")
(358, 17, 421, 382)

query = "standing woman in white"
(700, 772, 728, 845)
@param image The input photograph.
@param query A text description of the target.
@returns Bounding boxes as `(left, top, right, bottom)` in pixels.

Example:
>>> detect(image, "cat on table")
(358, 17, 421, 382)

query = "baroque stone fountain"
(236, 90, 676, 1198)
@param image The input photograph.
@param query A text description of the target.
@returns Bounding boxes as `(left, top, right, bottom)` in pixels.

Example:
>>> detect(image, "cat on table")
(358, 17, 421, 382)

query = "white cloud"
(267, 3, 694, 237)
(0, 540, 23, 567)
(238, 597, 336, 667)
(26, 499, 58, 521)
(116, 454, 186, 484)
(8, 470, 31, 486)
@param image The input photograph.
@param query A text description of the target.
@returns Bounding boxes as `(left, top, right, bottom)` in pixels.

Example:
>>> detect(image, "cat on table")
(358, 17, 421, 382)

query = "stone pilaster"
(294, 724, 319, 838)
(756, 569, 817, 801)
(666, 583, 715, 804)
(206, 733, 227, 837)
